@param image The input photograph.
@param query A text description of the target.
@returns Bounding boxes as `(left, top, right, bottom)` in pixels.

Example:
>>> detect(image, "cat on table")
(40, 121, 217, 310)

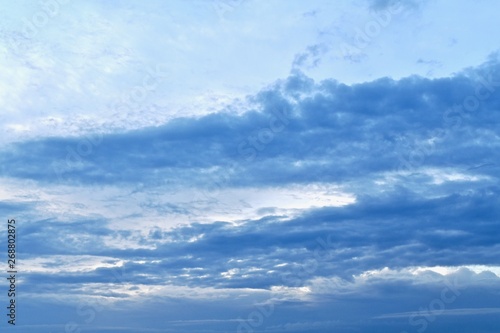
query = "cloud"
(0, 55, 499, 194)
(2, 57, 500, 296)
(11, 184, 500, 295)
(368, 0, 421, 12)
(2, 2, 500, 333)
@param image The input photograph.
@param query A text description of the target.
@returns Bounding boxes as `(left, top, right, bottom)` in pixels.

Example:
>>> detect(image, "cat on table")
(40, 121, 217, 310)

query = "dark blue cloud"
(13, 185, 499, 295)
(1, 57, 499, 191)
(2, 55, 500, 333)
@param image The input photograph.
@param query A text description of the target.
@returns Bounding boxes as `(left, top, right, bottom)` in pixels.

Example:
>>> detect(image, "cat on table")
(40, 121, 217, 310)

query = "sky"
(0, 0, 500, 332)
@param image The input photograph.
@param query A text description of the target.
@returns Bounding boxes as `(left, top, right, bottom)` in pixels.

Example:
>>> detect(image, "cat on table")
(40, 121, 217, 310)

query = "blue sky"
(1, 0, 500, 332)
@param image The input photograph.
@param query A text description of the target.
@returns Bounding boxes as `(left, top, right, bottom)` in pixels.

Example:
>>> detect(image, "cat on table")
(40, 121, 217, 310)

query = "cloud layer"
(1, 1, 500, 332)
